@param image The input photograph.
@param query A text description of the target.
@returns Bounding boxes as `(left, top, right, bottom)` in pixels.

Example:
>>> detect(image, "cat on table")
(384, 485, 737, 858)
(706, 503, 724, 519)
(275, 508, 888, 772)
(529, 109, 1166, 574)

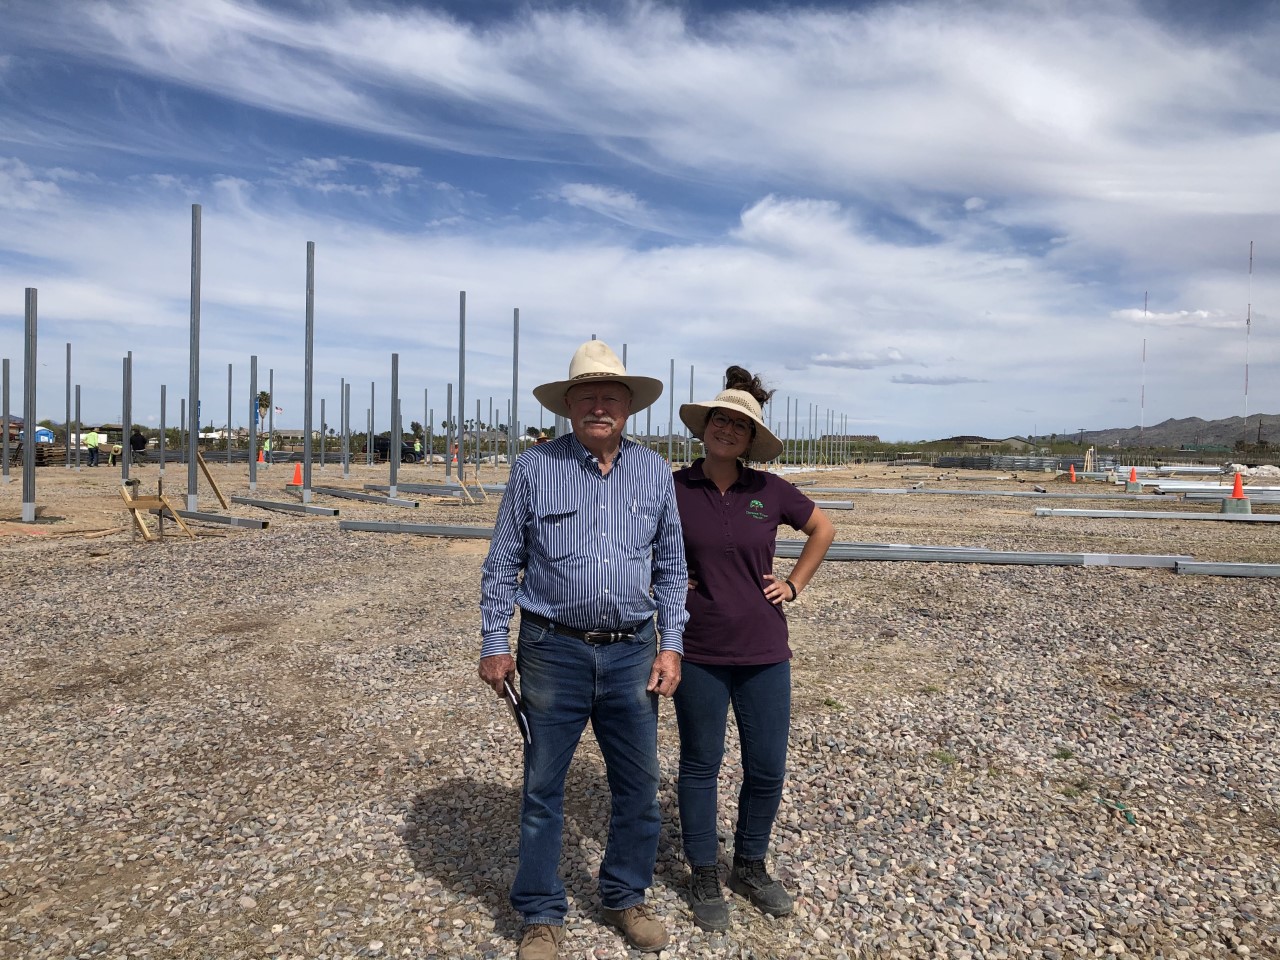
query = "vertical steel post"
(428, 407, 434, 467)
(268, 368, 274, 468)
(65, 342, 71, 468)
(320, 398, 326, 470)
(122, 353, 132, 483)
(476, 399, 481, 470)
(667, 358, 675, 463)
(302, 241, 315, 502)
(227, 363, 233, 467)
(785, 396, 791, 464)
(446, 383, 453, 478)
(160, 385, 167, 478)
(457, 291, 466, 481)
(511, 308, 519, 459)
(686, 364, 694, 463)
(489, 396, 494, 465)
(622, 343, 630, 437)
(74, 385, 81, 470)
(248, 357, 258, 491)
(390, 353, 399, 496)
(21, 290, 37, 520)
(423, 388, 429, 466)
(343, 380, 351, 479)
(180, 399, 186, 465)
(2, 357, 9, 483)
(187, 204, 201, 512)
(368, 381, 374, 466)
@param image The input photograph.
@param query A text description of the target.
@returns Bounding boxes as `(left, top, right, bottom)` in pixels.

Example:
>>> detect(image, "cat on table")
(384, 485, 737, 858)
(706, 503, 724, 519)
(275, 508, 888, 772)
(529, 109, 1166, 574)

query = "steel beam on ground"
(312, 486, 418, 508)
(1175, 562, 1280, 578)
(176, 509, 268, 529)
(811, 501, 855, 510)
(802, 487, 1169, 501)
(1034, 508, 1280, 523)
(774, 539, 1190, 569)
(339, 521, 494, 537)
(364, 481, 507, 495)
(230, 496, 338, 516)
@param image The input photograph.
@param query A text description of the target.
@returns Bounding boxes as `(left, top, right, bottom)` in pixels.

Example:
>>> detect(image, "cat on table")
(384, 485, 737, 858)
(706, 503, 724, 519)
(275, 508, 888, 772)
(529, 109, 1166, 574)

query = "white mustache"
(582, 415, 618, 427)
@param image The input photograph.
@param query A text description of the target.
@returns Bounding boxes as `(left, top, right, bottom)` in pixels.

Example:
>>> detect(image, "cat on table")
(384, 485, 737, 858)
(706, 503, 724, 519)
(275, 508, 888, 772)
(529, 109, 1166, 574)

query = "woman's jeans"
(512, 617, 660, 925)
(673, 660, 791, 866)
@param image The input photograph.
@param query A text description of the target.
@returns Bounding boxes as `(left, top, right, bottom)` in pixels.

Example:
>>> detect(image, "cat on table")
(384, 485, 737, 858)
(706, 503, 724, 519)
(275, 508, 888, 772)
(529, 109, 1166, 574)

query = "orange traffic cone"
(258, 450, 265, 463)
(1128, 467, 1137, 483)
(292, 462, 303, 486)
(1069, 464, 1077, 483)
(1231, 472, 1246, 499)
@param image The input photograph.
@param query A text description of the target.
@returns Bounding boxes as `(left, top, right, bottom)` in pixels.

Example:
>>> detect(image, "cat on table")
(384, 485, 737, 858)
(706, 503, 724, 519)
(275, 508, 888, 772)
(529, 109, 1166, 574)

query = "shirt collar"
(569, 432, 630, 469)
(688, 457, 752, 490)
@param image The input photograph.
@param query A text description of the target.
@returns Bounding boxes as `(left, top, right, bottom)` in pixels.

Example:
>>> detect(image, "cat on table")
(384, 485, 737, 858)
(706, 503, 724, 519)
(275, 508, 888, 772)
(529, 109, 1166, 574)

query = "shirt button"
(603, 558, 609, 563)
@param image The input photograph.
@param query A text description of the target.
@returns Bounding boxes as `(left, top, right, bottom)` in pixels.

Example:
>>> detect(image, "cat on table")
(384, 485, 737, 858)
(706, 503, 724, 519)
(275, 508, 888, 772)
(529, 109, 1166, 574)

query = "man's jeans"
(672, 660, 790, 866)
(512, 616, 660, 925)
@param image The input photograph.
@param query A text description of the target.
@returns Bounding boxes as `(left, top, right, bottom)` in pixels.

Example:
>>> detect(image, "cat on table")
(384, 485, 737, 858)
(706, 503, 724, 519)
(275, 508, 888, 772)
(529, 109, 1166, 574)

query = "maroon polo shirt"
(673, 459, 816, 665)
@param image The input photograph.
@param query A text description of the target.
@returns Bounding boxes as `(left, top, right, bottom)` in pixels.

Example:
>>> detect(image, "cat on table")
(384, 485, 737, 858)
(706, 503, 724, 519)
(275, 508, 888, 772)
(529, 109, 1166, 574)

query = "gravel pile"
(1, 463, 1277, 959)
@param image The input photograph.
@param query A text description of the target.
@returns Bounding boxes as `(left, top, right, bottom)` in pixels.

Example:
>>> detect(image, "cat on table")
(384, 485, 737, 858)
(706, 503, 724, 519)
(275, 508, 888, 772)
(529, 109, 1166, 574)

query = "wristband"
(784, 578, 798, 601)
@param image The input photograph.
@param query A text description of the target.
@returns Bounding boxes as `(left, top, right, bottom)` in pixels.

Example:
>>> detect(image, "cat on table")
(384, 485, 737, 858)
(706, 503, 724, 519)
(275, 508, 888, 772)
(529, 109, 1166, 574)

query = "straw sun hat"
(680, 388, 784, 462)
(533, 340, 664, 416)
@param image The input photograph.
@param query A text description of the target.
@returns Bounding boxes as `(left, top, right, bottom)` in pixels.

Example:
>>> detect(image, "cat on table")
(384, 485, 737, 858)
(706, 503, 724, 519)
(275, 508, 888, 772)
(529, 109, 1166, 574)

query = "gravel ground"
(1, 461, 1278, 960)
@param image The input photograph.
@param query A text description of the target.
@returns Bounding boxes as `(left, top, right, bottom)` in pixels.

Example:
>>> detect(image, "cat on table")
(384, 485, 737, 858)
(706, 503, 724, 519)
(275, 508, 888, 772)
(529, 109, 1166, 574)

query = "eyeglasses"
(709, 411, 753, 437)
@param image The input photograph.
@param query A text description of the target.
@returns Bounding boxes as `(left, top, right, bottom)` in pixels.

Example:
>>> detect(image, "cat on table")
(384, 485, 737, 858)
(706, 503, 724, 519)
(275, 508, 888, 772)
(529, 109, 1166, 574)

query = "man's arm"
(647, 470, 689, 696)
(478, 462, 531, 694)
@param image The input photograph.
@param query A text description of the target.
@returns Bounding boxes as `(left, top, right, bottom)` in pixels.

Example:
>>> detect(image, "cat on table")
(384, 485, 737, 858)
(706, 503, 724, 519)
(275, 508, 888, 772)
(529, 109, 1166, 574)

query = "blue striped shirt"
(480, 433, 689, 658)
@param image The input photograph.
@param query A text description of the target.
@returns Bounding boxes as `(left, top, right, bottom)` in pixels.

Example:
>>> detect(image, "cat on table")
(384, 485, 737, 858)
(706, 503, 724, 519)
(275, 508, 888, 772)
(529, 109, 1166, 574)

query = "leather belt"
(521, 610, 648, 645)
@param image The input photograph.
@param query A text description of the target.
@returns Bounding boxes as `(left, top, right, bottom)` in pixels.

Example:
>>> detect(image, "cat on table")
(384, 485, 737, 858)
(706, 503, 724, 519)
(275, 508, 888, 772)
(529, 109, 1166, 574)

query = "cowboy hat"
(680, 388, 784, 462)
(533, 340, 663, 416)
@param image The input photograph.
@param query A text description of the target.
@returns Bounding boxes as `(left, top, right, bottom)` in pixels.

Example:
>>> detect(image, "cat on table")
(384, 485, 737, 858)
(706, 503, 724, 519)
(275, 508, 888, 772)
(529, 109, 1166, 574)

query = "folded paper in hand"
(504, 678, 531, 746)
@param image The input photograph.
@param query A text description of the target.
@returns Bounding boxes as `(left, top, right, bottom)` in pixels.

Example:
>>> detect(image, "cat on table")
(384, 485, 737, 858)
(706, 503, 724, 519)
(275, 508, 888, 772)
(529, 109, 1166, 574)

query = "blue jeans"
(512, 616, 660, 925)
(673, 660, 790, 866)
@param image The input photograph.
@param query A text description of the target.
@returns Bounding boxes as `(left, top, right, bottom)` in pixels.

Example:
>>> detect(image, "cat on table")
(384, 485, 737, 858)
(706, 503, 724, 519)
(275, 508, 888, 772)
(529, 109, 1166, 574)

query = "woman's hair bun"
(723, 365, 774, 405)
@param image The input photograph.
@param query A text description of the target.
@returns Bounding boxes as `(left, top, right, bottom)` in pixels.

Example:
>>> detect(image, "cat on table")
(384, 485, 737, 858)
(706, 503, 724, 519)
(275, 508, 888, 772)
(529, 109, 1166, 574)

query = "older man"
(479, 340, 688, 960)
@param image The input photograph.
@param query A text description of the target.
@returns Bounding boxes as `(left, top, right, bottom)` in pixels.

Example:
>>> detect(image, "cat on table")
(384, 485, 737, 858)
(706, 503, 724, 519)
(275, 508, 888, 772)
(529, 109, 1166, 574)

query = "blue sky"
(1, 0, 1278, 442)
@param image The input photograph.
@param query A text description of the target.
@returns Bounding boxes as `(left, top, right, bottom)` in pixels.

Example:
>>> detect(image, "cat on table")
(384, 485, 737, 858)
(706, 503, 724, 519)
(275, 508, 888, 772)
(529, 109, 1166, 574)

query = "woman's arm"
(785, 506, 836, 598)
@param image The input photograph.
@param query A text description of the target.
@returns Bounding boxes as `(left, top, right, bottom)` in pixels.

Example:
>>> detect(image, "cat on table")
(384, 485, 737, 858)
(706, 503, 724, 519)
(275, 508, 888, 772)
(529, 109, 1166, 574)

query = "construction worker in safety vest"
(85, 428, 100, 467)
(262, 435, 272, 464)
(414, 438, 422, 462)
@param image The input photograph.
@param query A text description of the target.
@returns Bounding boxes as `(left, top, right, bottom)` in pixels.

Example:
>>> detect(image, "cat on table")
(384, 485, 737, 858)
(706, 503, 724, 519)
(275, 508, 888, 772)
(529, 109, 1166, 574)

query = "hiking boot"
(729, 856, 793, 916)
(517, 923, 564, 960)
(601, 901, 668, 952)
(688, 863, 729, 931)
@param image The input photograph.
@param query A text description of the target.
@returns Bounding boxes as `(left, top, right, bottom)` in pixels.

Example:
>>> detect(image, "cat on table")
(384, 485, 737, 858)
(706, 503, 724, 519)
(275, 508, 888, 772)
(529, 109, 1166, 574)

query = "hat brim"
(680, 401, 784, 462)
(533, 375, 664, 417)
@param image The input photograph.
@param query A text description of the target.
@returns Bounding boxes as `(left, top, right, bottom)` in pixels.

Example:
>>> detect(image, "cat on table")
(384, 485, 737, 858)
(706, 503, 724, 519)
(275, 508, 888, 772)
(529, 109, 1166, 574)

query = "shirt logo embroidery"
(746, 498, 768, 521)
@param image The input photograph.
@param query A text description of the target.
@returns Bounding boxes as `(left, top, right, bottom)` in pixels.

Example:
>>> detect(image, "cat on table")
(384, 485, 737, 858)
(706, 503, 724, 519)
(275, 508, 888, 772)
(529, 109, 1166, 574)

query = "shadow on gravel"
(406, 758, 621, 939)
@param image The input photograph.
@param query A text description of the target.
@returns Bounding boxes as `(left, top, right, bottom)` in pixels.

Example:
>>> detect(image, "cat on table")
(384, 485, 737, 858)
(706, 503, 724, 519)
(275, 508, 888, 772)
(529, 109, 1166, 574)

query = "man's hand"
(646, 650, 682, 697)
(479, 653, 515, 695)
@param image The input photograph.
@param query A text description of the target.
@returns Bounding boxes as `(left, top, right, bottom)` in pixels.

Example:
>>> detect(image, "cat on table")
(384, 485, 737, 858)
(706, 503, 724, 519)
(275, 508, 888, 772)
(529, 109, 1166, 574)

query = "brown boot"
(601, 902, 668, 952)
(517, 923, 564, 960)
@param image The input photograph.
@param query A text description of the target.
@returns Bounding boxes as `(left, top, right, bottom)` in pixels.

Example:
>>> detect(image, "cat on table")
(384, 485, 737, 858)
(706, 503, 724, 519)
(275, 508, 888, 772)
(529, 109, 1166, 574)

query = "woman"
(672, 366, 836, 931)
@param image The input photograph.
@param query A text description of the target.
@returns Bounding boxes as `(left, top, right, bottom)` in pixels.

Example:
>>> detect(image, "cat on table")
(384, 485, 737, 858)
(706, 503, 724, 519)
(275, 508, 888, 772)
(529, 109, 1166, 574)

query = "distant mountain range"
(1070, 413, 1280, 449)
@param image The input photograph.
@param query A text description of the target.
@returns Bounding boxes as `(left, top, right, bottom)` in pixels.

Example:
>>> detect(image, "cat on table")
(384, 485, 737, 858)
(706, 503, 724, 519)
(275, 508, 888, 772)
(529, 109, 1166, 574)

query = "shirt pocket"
(622, 496, 662, 553)
(532, 493, 579, 562)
